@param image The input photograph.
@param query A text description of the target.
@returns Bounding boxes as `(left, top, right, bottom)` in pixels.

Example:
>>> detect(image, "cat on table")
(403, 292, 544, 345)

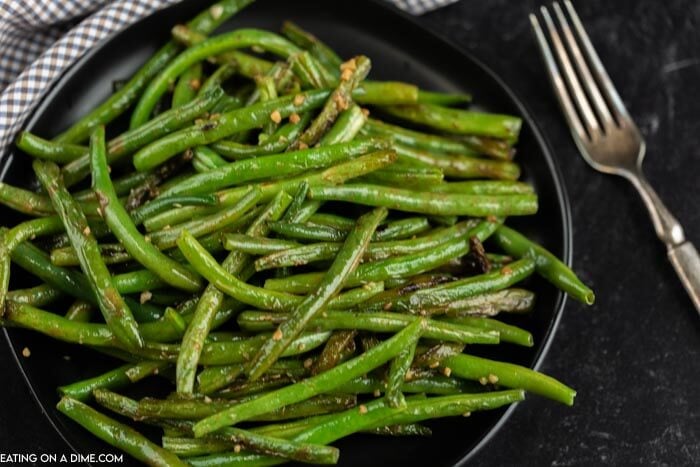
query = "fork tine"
(552, 2, 614, 128)
(563, 0, 630, 121)
(540, 6, 600, 140)
(529, 13, 587, 142)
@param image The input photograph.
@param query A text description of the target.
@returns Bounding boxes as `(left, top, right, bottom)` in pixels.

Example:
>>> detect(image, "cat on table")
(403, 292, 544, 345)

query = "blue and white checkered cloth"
(0, 0, 458, 153)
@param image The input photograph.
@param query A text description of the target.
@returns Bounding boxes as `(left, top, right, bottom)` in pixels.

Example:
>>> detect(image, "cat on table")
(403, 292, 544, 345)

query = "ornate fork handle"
(629, 170, 700, 311)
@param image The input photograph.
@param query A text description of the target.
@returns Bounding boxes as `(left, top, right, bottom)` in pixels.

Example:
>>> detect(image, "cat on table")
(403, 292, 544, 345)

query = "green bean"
(11, 240, 167, 301)
(264, 219, 500, 293)
(130, 194, 218, 225)
(240, 392, 421, 439)
(58, 362, 166, 401)
(2, 301, 327, 362)
(238, 311, 498, 345)
(383, 103, 521, 141)
(156, 138, 386, 197)
(211, 112, 312, 160)
(199, 64, 237, 96)
(253, 242, 340, 270)
(123, 151, 193, 210)
(214, 375, 297, 400)
(362, 118, 515, 160)
(0, 182, 54, 216)
(444, 353, 575, 405)
(172, 63, 203, 108)
(141, 299, 243, 344)
(190, 331, 332, 366)
(249, 207, 387, 380)
(370, 258, 536, 313)
(54, 0, 255, 144)
(34, 159, 143, 349)
(322, 282, 384, 309)
(318, 104, 367, 145)
(90, 126, 202, 293)
(428, 180, 534, 195)
(256, 221, 477, 270)
(197, 360, 307, 395)
(386, 338, 417, 408)
(73, 170, 155, 202)
(307, 213, 355, 230)
(255, 75, 281, 135)
(93, 388, 143, 421)
(163, 420, 339, 464)
(374, 217, 430, 241)
(192, 319, 424, 436)
(171, 26, 276, 81)
(311, 330, 356, 375)
(491, 225, 595, 305)
(148, 187, 261, 250)
(0, 218, 65, 311)
(138, 394, 354, 423)
(112, 269, 166, 294)
(131, 29, 305, 129)
(422, 288, 536, 317)
(269, 221, 345, 242)
(441, 316, 533, 347)
(367, 424, 432, 437)
(290, 200, 323, 223)
(281, 181, 310, 223)
(138, 397, 251, 420)
(57, 397, 187, 466)
(336, 375, 473, 395)
(362, 118, 478, 155)
(190, 390, 523, 466)
(142, 150, 397, 231)
(353, 81, 418, 106)
(176, 191, 291, 394)
(305, 391, 523, 442)
(310, 183, 536, 216)
(416, 89, 472, 106)
(0, 237, 7, 314)
(225, 234, 301, 255)
(411, 342, 464, 370)
(210, 427, 339, 464)
(124, 296, 164, 323)
(359, 165, 444, 189)
(5, 284, 62, 307)
(62, 86, 224, 187)
(54, 42, 181, 143)
(281, 21, 342, 78)
(64, 300, 93, 322)
(394, 144, 521, 180)
(15, 132, 86, 163)
(290, 51, 331, 89)
(162, 437, 229, 458)
(291, 56, 370, 149)
(192, 146, 228, 172)
(50, 243, 130, 267)
(266, 216, 428, 245)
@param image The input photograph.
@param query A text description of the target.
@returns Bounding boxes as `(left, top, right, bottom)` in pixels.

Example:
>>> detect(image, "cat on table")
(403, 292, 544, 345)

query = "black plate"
(0, 0, 571, 465)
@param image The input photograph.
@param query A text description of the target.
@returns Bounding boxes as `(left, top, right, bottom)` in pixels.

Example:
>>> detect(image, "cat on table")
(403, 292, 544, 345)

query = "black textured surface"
(1, 0, 699, 466)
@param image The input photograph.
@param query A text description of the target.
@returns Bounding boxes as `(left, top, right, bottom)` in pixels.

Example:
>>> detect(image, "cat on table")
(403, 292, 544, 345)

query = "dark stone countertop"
(1, 0, 698, 465)
(420, 1, 700, 465)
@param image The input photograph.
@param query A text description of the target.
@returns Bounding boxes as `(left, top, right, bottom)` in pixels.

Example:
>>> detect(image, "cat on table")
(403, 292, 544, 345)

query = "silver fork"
(530, 1, 700, 314)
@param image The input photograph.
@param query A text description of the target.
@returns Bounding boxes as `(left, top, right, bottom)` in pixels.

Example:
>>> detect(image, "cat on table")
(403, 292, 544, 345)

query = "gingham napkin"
(0, 0, 458, 153)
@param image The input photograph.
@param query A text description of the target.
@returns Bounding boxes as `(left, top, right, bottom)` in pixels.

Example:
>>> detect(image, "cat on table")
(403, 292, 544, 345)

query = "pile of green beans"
(0, 1, 594, 465)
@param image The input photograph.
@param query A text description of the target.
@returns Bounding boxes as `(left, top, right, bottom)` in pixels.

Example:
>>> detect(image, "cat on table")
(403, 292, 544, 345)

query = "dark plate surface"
(0, 0, 571, 465)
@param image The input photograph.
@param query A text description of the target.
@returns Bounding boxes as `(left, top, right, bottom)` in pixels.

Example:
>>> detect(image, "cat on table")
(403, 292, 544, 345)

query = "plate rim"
(2, 0, 572, 464)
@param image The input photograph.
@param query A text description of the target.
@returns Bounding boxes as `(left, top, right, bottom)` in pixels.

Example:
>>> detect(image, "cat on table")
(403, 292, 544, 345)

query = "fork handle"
(668, 243, 700, 315)
(631, 172, 700, 314)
